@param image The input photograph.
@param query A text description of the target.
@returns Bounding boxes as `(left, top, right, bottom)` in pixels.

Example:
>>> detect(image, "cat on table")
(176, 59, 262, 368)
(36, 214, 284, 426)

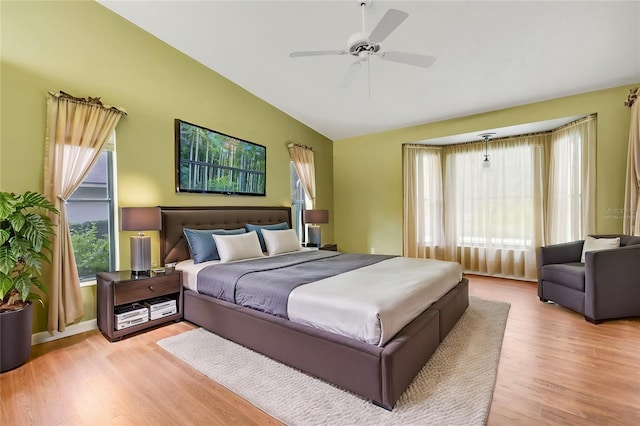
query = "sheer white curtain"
(441, 136, 545, 280)
(546, 115, 597, 244)
(403, 145, 443, 258)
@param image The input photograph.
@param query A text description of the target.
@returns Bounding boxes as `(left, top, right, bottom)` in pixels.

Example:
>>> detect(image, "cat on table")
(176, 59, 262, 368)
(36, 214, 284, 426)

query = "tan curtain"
(545, 115, 597, 243)
(288, 143, 316, 208)
(44, 91, 126, 333)
(624, 90, 640, 235)
(403, 145, 444, 258)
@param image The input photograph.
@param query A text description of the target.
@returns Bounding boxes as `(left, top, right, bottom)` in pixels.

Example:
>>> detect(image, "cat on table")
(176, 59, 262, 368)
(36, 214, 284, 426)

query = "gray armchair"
(536, 234, 640, 323)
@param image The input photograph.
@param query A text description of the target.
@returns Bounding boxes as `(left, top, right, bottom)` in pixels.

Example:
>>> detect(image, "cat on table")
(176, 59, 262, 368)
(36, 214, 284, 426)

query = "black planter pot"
(0, 301, 34, 373)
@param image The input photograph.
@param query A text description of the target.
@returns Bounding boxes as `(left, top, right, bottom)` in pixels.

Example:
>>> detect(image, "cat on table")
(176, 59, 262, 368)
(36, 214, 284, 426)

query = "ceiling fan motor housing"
(347, 32, 380, 56)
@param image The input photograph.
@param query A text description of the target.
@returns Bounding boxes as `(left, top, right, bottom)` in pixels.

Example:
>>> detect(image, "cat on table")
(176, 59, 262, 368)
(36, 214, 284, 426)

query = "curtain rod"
(413, 129, 551, 148)
(287, 143, 313, 151)
(48, 91, 127, 115)
(625, 87, 638, 107)
(408, 114, 596, 148)
(552, 114, 596, 132)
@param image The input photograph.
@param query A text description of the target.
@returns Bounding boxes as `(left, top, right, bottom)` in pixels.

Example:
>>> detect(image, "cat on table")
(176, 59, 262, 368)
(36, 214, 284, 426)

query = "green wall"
(2, 0, 636, 336)
(333, 84, 638, 255)
(1, 0, 333, 333)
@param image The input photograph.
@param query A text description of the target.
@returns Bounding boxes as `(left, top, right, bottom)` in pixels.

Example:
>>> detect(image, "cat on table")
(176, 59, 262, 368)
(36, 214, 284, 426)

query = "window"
(290, 162, 311, 242)
(66, 138, 116, 281)
(450, 143, 538, 250)
(404, 135, 546, 280)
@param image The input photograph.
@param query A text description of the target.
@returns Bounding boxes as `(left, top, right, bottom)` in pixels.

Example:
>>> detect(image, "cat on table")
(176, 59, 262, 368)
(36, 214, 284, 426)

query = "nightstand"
(319, 243, 338, 251)
(96, 269, 183, 342)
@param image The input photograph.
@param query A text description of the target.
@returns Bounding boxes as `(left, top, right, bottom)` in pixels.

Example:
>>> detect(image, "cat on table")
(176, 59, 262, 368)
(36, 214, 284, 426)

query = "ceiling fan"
(289, 0, 436, 89)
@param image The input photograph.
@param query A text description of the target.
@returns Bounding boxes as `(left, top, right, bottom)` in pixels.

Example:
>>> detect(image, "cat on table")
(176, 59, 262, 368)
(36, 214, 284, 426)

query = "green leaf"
(8, 212, 26, 233)
(0, 192, 18, 221)
(20, 249, 38, 274)
(30, 276, 47, 296)
(0, 229, 10, 246)
(22, 191, 58, 214)
(9, 237, 30, 259)
(13, 273, 32, 302)
(19, 213, 48, 252)
(0, 245, 17, 275)
(0, 273, 12, 299)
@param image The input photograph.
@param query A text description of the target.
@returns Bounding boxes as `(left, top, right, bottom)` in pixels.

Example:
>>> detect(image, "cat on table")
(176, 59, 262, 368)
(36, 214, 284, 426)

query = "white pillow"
(581, 236, 620, 263)
(212, 231, 265, 263)
(262, 228, 301, 256)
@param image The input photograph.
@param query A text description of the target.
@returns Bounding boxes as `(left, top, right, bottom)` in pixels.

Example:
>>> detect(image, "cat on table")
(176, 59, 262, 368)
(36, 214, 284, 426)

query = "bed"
(160, 206, 469, 410)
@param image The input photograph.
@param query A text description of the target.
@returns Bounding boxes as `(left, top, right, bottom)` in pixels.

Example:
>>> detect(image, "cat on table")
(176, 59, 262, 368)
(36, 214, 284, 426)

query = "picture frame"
(174, 119, 266, 196)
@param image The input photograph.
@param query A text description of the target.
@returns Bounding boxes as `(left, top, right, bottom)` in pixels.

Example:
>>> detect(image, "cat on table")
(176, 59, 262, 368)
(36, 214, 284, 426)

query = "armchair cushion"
(540, 263, 585, 292)
(580, 236, 619, 262)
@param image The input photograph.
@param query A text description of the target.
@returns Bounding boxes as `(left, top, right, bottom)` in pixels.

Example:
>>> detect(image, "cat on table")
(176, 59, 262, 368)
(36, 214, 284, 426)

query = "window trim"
(67, 147, 118, 284)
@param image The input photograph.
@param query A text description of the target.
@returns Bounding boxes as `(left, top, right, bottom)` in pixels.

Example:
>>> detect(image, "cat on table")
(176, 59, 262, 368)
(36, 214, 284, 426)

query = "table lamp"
(304, 209, 329, 247)
(121, 207, 161, 276)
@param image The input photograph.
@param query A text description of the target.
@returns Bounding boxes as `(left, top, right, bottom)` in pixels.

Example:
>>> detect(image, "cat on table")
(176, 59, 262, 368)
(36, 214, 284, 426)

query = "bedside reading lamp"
(121, 207, 161, 276)
(304, 209, 329, 248)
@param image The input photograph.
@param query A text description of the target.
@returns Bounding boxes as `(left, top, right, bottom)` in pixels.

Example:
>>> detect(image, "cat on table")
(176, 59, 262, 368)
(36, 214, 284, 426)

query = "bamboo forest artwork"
(175, 119, 266, 196)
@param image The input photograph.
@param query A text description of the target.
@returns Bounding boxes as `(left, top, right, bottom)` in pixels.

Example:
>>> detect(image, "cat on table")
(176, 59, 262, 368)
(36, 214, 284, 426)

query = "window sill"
(419, 244, 531, 251)
(458, 244, 530, 251)
(79, 279, 97, 288)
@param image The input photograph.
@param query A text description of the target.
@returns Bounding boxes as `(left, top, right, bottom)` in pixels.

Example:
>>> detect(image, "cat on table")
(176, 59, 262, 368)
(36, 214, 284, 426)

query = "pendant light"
(479, 133, 496, 168)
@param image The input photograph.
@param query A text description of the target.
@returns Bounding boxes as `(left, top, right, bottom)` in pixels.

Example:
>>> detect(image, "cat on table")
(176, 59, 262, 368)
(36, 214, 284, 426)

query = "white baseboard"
(31, 319, 98, 346)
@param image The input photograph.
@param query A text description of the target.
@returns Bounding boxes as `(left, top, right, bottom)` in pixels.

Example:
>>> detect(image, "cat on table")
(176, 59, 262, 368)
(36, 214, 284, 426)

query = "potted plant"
(0, 191, 58, 372)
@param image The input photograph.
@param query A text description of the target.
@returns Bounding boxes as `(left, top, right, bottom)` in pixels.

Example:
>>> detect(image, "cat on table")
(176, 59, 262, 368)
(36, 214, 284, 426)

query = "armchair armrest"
(584, 244, 640, 321)
(537, 240, 584, 267)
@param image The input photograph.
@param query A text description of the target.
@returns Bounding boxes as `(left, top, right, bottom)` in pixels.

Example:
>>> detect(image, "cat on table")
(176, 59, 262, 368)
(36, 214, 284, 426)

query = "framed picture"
(175, 119, 266, 196)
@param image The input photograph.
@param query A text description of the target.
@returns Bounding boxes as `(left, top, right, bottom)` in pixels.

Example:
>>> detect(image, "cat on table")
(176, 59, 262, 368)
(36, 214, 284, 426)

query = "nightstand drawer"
(114, 275, 180, 306)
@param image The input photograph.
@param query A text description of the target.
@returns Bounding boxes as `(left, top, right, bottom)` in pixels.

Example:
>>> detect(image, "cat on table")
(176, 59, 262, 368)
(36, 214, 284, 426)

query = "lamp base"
(307, 225, 322, 248)
(130, 235, 151, 276)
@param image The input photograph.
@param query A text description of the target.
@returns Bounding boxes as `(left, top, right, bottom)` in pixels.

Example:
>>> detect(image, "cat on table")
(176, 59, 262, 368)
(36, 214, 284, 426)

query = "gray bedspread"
(196, 250, 395, 318)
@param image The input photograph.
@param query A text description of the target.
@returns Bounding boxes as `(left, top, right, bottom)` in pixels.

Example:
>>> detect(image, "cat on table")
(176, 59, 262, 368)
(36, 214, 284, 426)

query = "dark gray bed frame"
(160, 206, 469, 410)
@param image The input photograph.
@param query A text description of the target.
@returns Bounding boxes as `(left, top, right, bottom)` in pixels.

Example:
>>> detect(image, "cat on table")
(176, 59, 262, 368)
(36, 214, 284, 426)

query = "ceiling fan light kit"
(289, 0, 436, 88)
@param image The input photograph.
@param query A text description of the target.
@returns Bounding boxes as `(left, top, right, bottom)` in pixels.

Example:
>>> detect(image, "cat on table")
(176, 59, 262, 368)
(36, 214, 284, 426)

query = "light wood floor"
(1, 275, 639, 425)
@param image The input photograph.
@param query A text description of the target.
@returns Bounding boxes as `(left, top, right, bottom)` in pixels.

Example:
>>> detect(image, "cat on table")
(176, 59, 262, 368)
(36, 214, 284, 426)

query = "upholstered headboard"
(159, 206, 292, 265)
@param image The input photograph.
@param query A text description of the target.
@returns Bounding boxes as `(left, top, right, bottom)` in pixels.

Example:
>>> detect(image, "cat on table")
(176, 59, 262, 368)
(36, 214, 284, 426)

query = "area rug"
(158, 296, 510, 425)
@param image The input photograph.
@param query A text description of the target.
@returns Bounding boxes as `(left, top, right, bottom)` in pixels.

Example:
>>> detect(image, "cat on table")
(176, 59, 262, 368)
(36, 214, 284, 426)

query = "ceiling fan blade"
(368, 9, 409, 44)
(381, 51, 437, 69)
(340, 59, 362, 88)
(289, 50, 346, 58)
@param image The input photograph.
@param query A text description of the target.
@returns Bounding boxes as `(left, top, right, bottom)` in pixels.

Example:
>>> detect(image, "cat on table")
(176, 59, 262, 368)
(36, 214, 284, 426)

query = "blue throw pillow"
(245, 222, 289, 252)
(183, 228, 246, 264)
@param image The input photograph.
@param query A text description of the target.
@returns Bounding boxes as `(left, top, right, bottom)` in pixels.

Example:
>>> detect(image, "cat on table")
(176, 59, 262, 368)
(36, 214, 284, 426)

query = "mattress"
(176, 251, 462, 346)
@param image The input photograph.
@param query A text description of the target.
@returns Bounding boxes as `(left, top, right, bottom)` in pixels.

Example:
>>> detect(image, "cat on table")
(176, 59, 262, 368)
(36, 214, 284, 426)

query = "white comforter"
(288, 257, 462, 345)
(176, 253, 462, 346)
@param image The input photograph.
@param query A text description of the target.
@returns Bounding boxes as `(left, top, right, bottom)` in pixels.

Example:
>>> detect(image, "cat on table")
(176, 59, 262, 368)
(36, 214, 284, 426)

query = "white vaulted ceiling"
(98, 0, 640, 141)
